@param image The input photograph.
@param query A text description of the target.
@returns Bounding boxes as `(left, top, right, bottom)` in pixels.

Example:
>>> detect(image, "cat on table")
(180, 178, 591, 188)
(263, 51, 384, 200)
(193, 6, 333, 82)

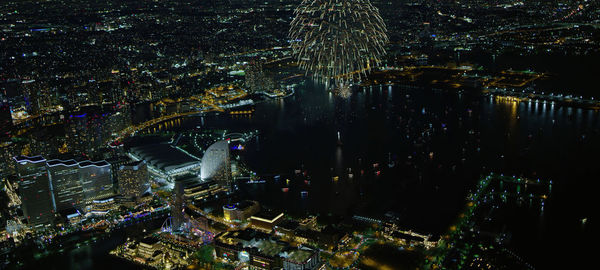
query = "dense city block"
(0, 1, 598, 269)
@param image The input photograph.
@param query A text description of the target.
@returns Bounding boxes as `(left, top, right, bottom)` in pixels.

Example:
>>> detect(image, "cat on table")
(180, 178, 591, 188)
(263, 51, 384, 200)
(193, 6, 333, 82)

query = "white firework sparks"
(289, 0, 388, 94)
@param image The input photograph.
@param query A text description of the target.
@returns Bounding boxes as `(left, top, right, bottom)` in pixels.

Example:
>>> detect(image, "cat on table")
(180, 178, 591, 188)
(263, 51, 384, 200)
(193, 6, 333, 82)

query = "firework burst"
(289, 0, 388, 95)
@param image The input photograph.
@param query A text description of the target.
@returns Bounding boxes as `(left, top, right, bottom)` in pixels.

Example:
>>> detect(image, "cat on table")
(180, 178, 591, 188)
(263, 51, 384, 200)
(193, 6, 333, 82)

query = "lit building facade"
(173, 174, 228, 203)
(214, 229, 322, 270)
(47, 159, 84, 211)
(172, 179, 186, 231)
(0, 102, 12, 137)
(249, 211, 284, 232)
(15, 156, 117, 225)
(65, 113, 106, 155)
(14, 156, 55, 226)
(88, 196, 118, 216)
(117, 160, 150, 202)
(78, 160, 113, 203)
(214, 230, 283, 270)
(223, 200, 260, 222)
(200, 140, 232, 190)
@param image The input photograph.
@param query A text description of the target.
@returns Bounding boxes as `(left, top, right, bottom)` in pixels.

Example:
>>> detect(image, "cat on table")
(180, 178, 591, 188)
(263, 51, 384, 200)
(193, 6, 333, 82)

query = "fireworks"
(289, 0, 388, 94)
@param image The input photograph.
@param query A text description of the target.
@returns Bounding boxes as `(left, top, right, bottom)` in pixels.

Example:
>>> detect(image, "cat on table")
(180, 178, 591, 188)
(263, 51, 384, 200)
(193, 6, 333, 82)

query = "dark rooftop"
(275, 220, 299, 231)
(140, 237, 160, 245)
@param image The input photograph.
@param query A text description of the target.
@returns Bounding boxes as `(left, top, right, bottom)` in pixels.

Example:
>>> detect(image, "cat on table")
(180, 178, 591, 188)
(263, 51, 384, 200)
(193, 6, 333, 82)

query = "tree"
(193, 245, 215, 266)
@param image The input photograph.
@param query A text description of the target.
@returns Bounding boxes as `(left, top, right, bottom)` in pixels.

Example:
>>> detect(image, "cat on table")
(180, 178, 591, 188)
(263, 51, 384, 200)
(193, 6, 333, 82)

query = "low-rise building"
(214, 229, 321, 270)
(293, 226, 346, 251)
(137, 237, 162, 259)
(174, 175, 228, 203)
(87, 196, 118, 216)
(282, 247, 320, 270)
(274, 220, 299, 238)
(223, 200, 260, 222)
(249, 210, 283, 232)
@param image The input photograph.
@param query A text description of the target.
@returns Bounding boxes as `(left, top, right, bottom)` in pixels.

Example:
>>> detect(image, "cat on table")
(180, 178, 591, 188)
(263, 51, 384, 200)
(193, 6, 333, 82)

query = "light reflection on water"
(126, 83, 598, 269)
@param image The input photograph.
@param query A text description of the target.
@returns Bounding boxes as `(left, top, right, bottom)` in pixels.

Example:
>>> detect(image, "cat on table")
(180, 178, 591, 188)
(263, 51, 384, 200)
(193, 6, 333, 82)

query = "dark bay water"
(19, 215, 165, 270)
(192, 82, 596, 269)
(32, 81, 597, 269)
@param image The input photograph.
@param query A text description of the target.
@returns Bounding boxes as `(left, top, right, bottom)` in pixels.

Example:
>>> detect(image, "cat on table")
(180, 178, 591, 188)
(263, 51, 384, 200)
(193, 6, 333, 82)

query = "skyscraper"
(78, 160, 113, 203)
(14, 156, 55, 226)
(47, 159, 84, 211)
(200, 140, 232, 190)
(172, 178, 186, 231)
(0, 102, 12, 137)
(15, 156, 115, 224)
(117, 160, 150, 202)
(245, 59, 275, 93)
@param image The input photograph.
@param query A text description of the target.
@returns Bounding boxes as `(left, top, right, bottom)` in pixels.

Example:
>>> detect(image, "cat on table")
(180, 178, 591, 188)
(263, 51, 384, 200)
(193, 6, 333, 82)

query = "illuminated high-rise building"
(65, 112, 107, 156)
(0, 102, 12, 137)
(117, 160, 150, 201)
(245, 59, 275, 93)
(78, 160, 113, 203)
(172, 178, 186, 231)
(21, 82, 41, 116)
(200, 140, 232, 190)
(47, 159, 85, 211)
(17, 157, 114, 218)
(13, 156, 55, 226)
(106, 155, 131, 189)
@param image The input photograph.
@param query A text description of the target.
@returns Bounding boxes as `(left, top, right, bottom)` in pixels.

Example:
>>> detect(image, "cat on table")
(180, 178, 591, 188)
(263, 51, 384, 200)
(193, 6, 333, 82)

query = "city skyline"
(0, 0, 598, 269)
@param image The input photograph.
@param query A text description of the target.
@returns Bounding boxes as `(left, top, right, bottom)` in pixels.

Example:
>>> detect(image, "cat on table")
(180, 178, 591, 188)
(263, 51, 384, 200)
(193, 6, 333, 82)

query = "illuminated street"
(0, 1, 598, 269)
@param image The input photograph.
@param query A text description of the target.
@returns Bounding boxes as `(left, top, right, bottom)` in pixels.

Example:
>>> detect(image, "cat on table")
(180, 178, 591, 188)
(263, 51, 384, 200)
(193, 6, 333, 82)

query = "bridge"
(109, 105, 227, 147)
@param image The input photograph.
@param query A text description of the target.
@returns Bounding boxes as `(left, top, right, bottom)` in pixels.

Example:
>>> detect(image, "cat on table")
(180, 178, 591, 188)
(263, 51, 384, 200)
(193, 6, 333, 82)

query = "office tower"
(78, 160, 113, 203)
(46, 159, 84, 211)
(0, 102, 12, 137)
(13, 156, 55, 226)
(106, 155, 132, 191)
(117, 160, 150, 201)
(65, 112, 107, 155)
(172, 179, 186, 231)
(245, 59, 274, 93)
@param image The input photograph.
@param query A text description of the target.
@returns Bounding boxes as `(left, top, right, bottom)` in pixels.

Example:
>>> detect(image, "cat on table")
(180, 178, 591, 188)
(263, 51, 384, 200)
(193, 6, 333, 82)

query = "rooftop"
(13, 155, 46, 163)
(285, 248, 315, 264)
(47, 159, 78, 166)
(256, 239, 286, 257)
(140, 237, 160, 246)
(130, 143, 200, 172)
(275, 220, 299, 231)
(251, 210, 283, 223)
(225, 200, 258, 211)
